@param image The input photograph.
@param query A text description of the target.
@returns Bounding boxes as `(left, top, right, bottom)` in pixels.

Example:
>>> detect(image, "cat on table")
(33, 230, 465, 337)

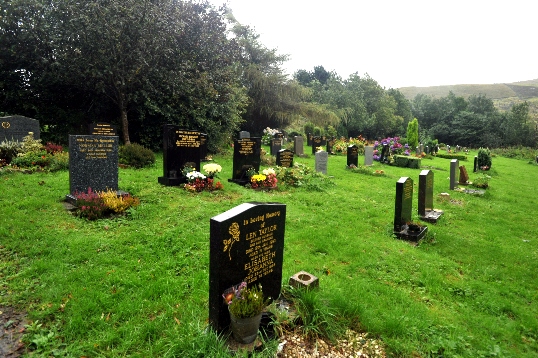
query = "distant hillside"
(399, 79, 538, 122)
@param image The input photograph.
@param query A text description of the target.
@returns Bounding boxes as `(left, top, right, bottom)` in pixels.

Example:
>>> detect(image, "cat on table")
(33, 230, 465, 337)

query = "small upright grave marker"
(380, 144, 390, 163)
(229, 137, 261, 185)
(394, 177, 428, 241)
(294, 136, 304, 156)
(311, 136, 322, 154)
(418, 170, 443, 223)
(270, 137, 282, 156)
(276, 149, 293, 167)
(66, 135, 119, 203)
(315, 150, 328, 174)
(347, 145, 359, 167)
(459, 165, 470, 185)
(0, 115, 40, 141)
(158, 125, 201, 186)
(326, 137, 335, 154)
(364, 146, 374, 166)
(450, 159, 459, 190)
(209, 202, 286, 332)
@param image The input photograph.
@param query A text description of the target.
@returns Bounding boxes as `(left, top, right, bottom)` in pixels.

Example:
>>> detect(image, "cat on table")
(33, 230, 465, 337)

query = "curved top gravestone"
(1, 115, 40, 142)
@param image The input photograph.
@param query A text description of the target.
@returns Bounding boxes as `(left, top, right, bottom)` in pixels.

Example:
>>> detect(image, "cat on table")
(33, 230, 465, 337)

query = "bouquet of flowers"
(250, 168, 277, 189)
(203, 163, 222, 177)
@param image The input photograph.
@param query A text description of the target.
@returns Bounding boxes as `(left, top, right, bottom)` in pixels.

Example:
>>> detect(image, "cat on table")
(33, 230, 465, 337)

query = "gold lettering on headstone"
(243, 217, 279, 284)
(1, 121, 10, 129)
(238, 140, 254, 155)
(76, 137, 113, 159)
(403, 181, 412, 200)
(175, 130, 200, 148)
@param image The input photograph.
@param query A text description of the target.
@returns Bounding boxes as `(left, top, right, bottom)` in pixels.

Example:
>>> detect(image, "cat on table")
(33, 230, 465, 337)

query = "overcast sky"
(208, 0, 537, 89)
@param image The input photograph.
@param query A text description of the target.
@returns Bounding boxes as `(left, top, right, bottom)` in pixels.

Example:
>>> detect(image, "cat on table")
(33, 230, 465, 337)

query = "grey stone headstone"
(239, 131, 250, 139)
(270, 138, 282, 156)
(0, 115, 40, 142)
(276, 149, 293, 168)
(394, 177, 413, 233)
(450, 159, 459, 190)
(347, 145, 358, 167)
(68, 135, 118, 195)
(158, 125, 201, 186)
(89, 122, 117, 136)
(209, 202, 286, 332)
(294, 136, 304, 156)
(364, 146, 374, 166)
(315, 150, 328, 174)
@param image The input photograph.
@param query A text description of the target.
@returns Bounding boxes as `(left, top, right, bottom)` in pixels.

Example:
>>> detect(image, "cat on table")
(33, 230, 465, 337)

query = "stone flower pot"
(229, 310, 263, 344)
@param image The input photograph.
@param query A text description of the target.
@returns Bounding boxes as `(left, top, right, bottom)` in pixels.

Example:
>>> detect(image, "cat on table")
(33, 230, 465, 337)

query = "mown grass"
(1, 147, 538, 357)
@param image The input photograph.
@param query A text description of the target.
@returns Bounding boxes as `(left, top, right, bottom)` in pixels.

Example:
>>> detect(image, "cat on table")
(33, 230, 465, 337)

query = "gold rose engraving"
(223, 222, 240, 260)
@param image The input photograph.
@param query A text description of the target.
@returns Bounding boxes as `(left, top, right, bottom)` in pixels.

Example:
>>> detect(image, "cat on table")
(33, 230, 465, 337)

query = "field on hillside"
(1, 148, 538, 357)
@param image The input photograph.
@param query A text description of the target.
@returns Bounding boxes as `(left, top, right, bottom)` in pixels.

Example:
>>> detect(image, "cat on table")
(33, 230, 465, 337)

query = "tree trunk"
(119, 94, 131, 145)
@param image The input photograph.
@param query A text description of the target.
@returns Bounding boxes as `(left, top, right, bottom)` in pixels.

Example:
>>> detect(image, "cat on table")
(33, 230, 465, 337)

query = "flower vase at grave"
(228, 309, 263, 344)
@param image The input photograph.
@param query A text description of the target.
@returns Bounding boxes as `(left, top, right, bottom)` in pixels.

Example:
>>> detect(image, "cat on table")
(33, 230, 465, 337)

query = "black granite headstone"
(0, 115, 40, 141)
(229, 137, 261, 185)
(209, 202, 286, 332)
(320, 136, 327, 146)
(347, 145, 359, 167)
(307, 133, 312, 146)
(158, 125, 201, 186)
(394, 177, 427, 241)
(68, 135, 118, 196)
(89, 122, 117, 136)
(326, 137, 336, 154)
(311, 136, 322, 154)
(380, 144, 390, 163)
(200, 133, 208, 161)
(276, 149, 293, 167)
(473, 156, 478, 172)
(419, 170, 443, 223)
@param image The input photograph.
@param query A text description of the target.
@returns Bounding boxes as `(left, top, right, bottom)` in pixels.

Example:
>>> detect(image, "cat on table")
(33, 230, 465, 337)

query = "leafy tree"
(407, 118, 419, 149)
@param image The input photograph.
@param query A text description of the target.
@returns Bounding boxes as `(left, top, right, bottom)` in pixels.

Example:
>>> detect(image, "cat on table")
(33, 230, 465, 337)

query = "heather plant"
(100, 189, 140, 213)
(74, 188, 108, 220)
(224, 283, 269, 319)
(44, 142, 63, 154)
(0, 139, 22, 163)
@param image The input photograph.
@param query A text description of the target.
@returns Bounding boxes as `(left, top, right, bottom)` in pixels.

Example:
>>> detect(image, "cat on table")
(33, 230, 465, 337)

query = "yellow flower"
(251, 174, 266, 183)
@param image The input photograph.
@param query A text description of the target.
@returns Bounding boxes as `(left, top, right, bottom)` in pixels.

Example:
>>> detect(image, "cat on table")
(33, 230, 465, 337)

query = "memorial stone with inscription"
(67, 135, 118, 201)
(315, 150, 328, 174)
(450, 159, 459, 190)
(394, 177, 428, 241)
(294, 136, 304, 156)
(419, 170, 443, 223)
(270, 138, 282, 156)
(276, 149, 293, 168)
(347, 145, 359, 167)
(326, 137, 335, 154)
(89, 122, 117, 136)
(229, 137, 261, 185)
(209, 202, 286, 332)
(459, 165, 469, 184)
(158, 125, 201, 186)
(1, 115, 40, 141)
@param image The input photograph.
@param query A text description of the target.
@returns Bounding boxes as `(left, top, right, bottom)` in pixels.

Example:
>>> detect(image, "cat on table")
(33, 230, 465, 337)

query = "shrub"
(477, 147, 492, 169)
(11, 150, 52, 169)
(49, 152, 69, 171)
(392, 155, 421, 169)
(304, 122, 315, 136)
(436, 153, 467, 161)
(100, 189, 140, 213)
(45, 142, 63, 154)
(119, 143, 155, 168)
(472, 174, 490, 189)
(19, 132, 43, 155)
(74, 188, 140, 220)
(0, 139, 22, 164)
(275, 162, 335, 191)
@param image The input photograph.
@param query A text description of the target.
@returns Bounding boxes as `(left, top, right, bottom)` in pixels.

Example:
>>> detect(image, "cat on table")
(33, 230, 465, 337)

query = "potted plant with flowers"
(223, 282, 270, 343)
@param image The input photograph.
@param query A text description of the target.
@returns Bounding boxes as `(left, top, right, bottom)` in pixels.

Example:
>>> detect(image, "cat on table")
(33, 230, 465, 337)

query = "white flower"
(203, 163, 222, 175)
(186, 171, 206, 180)
(262, 168, 275, 176)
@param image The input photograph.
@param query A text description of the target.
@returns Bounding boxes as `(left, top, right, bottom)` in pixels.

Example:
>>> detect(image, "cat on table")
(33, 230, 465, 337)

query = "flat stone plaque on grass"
(209, 202, 286, 332)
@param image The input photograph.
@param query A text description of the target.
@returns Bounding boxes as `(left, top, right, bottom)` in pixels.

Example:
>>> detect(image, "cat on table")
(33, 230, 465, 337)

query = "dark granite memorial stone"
(274, 132, 284, 140)
(270, 138, 282, 156)
(326, 137, 336, 154)
(294, 136, 304, 156)
(450, 159, 459, 190)
(67, 135, 119, 202)
(347, 145, 359, 167)
(0, 115, 40, 141)
(380, 144, 390, 163)
(473, 156, 478, 172)
(276, 149, 293, 168)
(158, 125, 201, 186)
(89, 122, 117, 136)
(311, 136, 322, 154)
(200, 133, 208, 161)
(229, 137, 261, 185)
(418, 170, 443, 223)
(209, 202, 286, 332)
(394, 177, 427, 241)
(315, 151, 328, 174)
(307, 133, 312, 146)
(320, 136, 327, 146)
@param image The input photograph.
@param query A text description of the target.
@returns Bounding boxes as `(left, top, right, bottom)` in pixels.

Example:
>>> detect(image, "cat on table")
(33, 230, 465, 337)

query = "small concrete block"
(289, 271, 319, 289)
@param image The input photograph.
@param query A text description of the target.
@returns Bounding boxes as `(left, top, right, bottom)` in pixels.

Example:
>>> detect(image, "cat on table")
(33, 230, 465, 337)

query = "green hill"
(399, 79, 538, 122)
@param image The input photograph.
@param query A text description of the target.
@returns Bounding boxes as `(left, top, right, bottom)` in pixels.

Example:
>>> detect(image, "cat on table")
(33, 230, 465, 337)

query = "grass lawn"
(1, 147, 537, 357)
